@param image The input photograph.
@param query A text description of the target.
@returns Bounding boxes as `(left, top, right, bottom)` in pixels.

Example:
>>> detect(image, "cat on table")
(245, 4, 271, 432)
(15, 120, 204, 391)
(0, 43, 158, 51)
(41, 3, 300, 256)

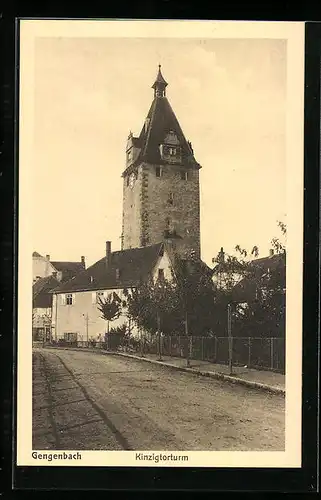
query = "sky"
(32, 36, 287, 268)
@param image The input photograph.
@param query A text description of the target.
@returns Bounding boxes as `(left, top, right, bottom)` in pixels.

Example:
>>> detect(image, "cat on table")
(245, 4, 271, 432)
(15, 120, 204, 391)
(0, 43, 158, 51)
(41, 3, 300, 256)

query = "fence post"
(227, 304, 233, 375)
(201, 337, 204, 361)
(214, 336, 218, 362)
(248, 337, 251, 368)
(169, 336, 172, 357)
(178, 335, 181, 357)
(270, 338, 274, 370)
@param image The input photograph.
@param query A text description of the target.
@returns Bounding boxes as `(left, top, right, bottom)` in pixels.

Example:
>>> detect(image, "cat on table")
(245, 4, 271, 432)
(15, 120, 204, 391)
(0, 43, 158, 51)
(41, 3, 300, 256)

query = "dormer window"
(159, 143, 182, 163)
(127, 149, 132, 162)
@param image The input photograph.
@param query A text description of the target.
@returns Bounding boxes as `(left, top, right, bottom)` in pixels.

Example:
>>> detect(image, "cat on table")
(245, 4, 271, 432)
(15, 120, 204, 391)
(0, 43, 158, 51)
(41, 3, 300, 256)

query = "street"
(33, 348, 285, 451)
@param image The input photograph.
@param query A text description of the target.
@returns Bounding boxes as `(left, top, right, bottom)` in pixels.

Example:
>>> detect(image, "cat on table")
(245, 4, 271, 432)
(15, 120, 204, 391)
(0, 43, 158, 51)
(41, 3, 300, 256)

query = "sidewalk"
(113, 351, 285, 395)
(43, 345, 285, 395)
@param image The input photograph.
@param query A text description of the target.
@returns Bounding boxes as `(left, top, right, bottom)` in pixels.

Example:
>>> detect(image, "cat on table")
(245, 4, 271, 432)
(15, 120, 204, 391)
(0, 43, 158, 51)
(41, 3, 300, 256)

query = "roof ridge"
(142, 98, 158, 157)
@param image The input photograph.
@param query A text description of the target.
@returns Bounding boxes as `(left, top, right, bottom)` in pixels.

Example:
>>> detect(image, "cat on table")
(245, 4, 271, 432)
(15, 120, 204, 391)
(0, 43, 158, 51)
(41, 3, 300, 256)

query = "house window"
(92, 291, 105, 304)
(116, 268, 121, 280)
(126, 175, 129, 186)
(181, 170, 188, 181)
(158, 268, 165, 280)
(168, 192, 174, 205)
(66, 293, 74, 305)
(156, 166, 162, 178)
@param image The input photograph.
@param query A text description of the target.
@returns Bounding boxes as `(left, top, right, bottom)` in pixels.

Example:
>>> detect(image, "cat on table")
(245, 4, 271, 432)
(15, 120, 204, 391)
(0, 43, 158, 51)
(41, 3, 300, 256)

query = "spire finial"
(152, 64, 168, 97)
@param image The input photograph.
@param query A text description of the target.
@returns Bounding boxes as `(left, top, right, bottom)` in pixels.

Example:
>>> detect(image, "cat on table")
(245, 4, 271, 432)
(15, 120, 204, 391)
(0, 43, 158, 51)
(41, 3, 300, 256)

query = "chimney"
(46, 254, 50, 261)
(106, 241, 111, 268)
(81, 256, 86, 268)
(269, 249, 274, 257)
(219, 247, 225, 263)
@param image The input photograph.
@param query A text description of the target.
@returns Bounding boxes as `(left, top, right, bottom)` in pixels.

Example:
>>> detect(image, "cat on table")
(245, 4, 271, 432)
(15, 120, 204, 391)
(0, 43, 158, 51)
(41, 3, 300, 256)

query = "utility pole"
(227, 303, 233, 375)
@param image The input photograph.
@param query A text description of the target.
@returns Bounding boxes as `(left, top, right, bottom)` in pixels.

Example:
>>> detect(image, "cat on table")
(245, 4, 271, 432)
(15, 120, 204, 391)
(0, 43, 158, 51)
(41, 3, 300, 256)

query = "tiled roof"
(50, 243, 164, 294)
(33, 275, 60, 308)
(50, 261, 84, 281)
(250, 252, 285, 270)
(125, 81, 200, 172)
(231, 253, 286, 303)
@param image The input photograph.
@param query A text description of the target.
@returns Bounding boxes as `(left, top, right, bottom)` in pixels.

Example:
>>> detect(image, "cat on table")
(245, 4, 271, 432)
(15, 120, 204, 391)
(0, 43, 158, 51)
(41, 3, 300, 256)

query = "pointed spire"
(152, 64, 168, 97)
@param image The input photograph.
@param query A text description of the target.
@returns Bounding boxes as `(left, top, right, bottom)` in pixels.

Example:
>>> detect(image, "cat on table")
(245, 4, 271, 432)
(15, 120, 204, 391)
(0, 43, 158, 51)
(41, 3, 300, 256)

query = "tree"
(211, 221, 287, 338)
(124, 278, 179, 337)
(169, 252, 216, 365)
(97, 292, 121, 336)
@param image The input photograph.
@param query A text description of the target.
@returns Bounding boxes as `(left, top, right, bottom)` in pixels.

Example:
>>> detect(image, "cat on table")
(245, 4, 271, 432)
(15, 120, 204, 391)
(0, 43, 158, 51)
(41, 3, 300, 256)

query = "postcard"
(17, 19, 305, 468)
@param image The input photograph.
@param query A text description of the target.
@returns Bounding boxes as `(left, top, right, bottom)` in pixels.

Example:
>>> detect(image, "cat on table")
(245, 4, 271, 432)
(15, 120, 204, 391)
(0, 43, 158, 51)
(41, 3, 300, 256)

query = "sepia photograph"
(17, 20, 304, 468)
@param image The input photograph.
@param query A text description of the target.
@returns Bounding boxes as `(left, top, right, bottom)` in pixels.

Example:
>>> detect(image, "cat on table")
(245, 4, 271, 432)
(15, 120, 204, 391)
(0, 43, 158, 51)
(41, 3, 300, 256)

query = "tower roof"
(152, 64, 168, 90)
(124, 66, 200, 172)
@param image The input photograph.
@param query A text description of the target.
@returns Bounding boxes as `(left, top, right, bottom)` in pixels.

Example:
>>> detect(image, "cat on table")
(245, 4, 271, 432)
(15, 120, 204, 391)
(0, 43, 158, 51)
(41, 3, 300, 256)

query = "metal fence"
(142, 335, 285, 373)
(49, 335, 285, 373)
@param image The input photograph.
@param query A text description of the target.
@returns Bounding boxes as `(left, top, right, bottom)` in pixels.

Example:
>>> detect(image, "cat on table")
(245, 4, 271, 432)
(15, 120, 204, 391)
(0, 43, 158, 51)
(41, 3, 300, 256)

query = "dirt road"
(33, 348, 285, 451)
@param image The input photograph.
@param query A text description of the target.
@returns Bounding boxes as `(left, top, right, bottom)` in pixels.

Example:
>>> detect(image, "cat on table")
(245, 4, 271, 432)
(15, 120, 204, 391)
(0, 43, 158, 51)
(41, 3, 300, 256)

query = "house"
(230, 250, 286, 305)
(50, 241, 174, 343)
(32, 252, 86, 341)
(32, 275, 60, 341)
(32, 251, 85, 284)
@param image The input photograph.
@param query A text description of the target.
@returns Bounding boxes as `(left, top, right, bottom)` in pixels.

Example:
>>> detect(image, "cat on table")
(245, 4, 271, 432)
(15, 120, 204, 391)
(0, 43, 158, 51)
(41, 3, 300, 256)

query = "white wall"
(152, 251, 173, 281)
(33, 255, 57, 282)
(52, 288, 133, 341)
(51, 249, 173, 342)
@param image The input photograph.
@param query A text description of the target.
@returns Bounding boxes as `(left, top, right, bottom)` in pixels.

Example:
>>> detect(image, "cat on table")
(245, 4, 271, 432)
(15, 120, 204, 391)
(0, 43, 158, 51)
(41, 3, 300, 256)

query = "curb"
(110, 352, 285, 396)
(39, 346, 285, 396)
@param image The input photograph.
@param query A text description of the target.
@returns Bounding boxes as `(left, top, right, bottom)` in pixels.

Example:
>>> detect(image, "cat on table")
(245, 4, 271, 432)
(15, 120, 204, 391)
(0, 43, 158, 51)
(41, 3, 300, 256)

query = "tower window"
(127, 149, 132, 161)
(156, 166, 162, 178)
(169, 147, 176, 156)
(181, 170, 188, 181)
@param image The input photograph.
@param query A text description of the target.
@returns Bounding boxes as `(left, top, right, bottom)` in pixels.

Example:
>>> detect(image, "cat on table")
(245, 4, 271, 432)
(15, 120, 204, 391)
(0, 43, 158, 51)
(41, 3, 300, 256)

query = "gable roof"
(33, 275, 60, 308)
(50, 260, 84, 280)
(230, 252, 286, 303)
(50, 243, 164, 294)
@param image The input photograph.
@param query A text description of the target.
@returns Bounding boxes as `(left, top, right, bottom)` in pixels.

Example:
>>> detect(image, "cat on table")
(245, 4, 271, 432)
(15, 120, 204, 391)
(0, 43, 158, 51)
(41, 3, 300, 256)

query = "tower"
(121, 65, 201, 259)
